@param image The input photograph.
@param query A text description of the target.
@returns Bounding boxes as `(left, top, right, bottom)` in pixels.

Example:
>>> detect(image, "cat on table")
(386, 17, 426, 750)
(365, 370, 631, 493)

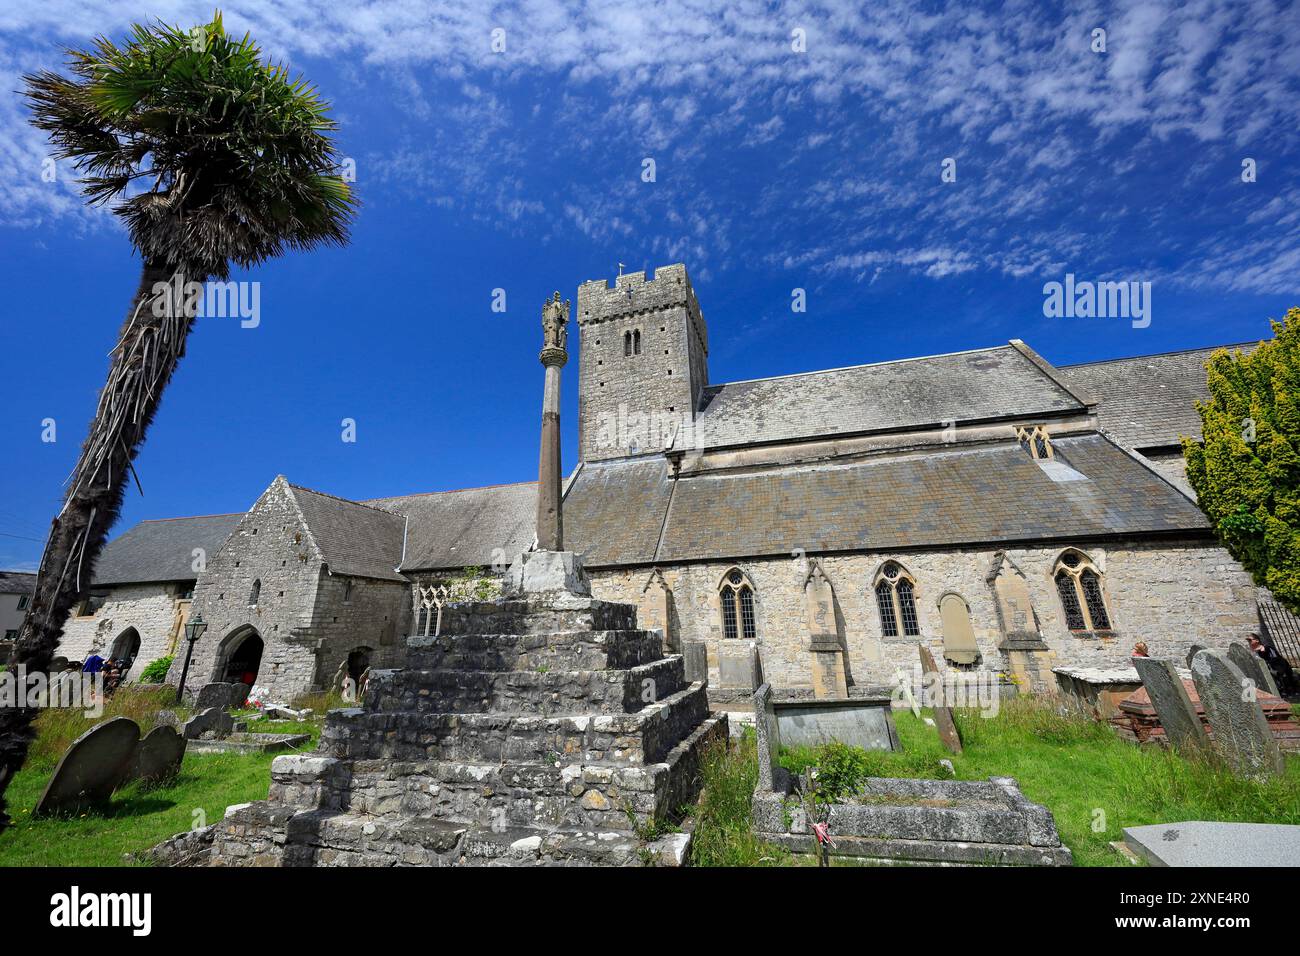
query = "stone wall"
(58, 583, 187, 679)
(1141, 451, 1195, 497)
(170, 479, 408, 702)
(587, 539, 1257, 689)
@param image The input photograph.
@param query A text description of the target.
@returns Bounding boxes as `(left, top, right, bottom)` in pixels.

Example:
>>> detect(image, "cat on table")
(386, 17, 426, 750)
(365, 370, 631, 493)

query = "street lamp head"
(184, 612, 208, 644)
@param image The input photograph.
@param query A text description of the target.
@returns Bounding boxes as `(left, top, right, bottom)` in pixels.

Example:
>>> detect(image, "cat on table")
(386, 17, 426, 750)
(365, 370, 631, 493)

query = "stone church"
(57, 263, 1260, 702)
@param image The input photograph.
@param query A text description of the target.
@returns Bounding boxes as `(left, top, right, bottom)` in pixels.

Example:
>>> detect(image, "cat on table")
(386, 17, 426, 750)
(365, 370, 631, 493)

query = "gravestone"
(682, 641, 709, 687)
(127, 725, 186, 787)
(1185, 644, 1206, 669)
(1123, 821, 1300, 867)
(752, 682, 785, 792)
(196, 682, 242, 711)
(34, 717, 141, 816)
(1226, 642, 1280, 697)
(719, 641, 762, 692)
(182, 706, 235, 741)
(1190, 650, 1285, 777)
(1131, 656, 1207, 754)
(919, 645, 962, 754)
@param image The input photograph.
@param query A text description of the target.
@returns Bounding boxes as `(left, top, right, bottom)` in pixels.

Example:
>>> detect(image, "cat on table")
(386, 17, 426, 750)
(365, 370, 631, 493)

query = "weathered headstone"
(919, 645, 962, 754)
(1131, 656, 1207, 754)
(752, 682, 785, 792)
(196, 682, 240, 711)
(1185, 644, 1207, 669)
(34, 717, 141, 816)
(1226, 642, 1280, 698)
(804, 561, 847, 698)
(182, 706, 235, 741)
(719, 641, 762, 691)
(127, 725, 186, 787)
(682, 640, 709, 687)
(1190, 650, 1285, 777)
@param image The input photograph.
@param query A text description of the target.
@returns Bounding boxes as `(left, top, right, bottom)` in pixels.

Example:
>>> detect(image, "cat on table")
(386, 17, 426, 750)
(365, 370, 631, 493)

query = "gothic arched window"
(718, 569, 757, 640)
(633, 329, 642, 354)
(248, 579, 261, 607)
(874, 561, 920, 637)
(624, 331, 632, 356)
(1053, 550, 1112, 633)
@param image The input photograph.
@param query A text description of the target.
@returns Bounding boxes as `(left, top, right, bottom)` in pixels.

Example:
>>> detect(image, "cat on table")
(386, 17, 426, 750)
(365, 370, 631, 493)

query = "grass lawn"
(690, 697, 1300, 867)
(0, 688, 323, 867)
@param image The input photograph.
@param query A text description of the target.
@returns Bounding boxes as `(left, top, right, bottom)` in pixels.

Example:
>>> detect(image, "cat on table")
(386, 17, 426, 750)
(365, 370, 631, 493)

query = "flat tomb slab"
(1122, 821, 1300, 867)
(186, 733, 311, 755)
(773, 696, 899, 752)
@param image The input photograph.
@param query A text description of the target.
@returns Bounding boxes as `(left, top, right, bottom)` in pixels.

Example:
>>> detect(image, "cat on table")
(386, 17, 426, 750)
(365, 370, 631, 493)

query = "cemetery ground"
(689, 697, 1300, 868)
(2, 690, 1297, 867)
(0, 685, 327, 867)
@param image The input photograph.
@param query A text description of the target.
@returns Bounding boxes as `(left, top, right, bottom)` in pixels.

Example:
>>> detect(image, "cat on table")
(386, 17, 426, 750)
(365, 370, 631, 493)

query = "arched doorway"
(347, 647, 372, 684)
(216, 629, 264, 687)
(109, 627, 142, 675)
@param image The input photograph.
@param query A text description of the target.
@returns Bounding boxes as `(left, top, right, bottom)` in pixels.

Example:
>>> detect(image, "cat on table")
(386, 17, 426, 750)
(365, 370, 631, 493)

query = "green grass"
(692, 697, 1300, 867)
(0, 692, 325, 867)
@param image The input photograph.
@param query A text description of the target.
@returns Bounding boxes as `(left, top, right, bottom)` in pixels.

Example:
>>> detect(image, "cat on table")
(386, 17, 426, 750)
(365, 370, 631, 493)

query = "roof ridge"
(703, 344, 1013, 391)
(286, 482, 404, 519)
(1057, 341, 1260, 368)
(136, 512, 242, 522)
(362, 479, 538, 501)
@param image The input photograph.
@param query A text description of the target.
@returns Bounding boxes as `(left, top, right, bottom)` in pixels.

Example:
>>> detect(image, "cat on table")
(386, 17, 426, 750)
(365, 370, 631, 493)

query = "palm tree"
(0, 12, 357, 830)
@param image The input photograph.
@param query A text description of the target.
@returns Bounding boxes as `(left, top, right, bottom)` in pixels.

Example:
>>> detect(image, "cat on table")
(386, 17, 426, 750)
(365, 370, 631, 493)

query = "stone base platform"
(152, 579, 728, 867)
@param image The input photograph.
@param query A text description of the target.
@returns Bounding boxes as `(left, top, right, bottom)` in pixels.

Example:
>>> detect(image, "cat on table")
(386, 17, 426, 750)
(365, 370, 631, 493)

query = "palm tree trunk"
(0, 259, 196, 831)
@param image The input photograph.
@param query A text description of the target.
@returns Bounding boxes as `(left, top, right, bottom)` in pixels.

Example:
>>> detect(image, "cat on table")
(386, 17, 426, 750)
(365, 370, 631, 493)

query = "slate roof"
(287, 484, 407, 582)
(1057, 343, 1257, 450)
(0, 571, 36, 594)
(564, 433, 1209, 567)
(364, 482, 537, 572)
(90, 514, 241, 586)
(695, 345, 1086, 449)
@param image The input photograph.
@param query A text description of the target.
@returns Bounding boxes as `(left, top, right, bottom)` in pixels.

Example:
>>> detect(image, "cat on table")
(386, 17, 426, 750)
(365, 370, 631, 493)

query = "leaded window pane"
(897, 578, 919, 636)
(875, 580, 898, 637)
(1080, 570, 1110, 630)
(1056, 572, 1086, 630)
(739, 586, 757, 640)
(721, 585, 738, 639)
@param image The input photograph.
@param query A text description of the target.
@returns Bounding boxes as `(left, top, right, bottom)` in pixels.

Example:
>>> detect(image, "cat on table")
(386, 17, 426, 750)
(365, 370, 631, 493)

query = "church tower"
(576, 264, 710, 462)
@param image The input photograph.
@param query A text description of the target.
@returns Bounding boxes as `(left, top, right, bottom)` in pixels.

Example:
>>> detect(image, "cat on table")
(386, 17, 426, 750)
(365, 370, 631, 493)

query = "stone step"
(338, 711, 728, 830)
(338, 757, 662, 830)
(429, 598, 637, 637)
(321, 682, 709, 766)
(405, 629, 665, 673)
(368, 656, 686, 716)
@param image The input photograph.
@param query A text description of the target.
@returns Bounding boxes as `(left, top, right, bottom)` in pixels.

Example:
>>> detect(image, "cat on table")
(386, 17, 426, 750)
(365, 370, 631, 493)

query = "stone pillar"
(804, 561, 847, 698)
(536, 292, 570, 552)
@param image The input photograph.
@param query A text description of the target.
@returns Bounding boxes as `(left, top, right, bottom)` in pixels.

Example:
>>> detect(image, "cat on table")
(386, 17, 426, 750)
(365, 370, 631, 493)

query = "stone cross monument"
(502, 291, 590, 597)
(537, 291, 569, 550)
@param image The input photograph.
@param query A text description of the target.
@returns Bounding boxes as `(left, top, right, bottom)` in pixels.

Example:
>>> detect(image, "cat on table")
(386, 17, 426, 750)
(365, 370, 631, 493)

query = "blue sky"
(1, 0, 1298, 570)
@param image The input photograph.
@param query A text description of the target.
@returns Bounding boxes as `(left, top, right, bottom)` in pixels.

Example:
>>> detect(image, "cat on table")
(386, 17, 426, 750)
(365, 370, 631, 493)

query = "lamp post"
(175, 611, 208, 703)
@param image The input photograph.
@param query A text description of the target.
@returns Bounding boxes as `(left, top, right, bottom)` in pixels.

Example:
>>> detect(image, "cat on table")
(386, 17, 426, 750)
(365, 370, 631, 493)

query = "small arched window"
(718, 569, 757, 640)
(874, 561, 920, 637)
(1053, 550, 1112, 632)
(633, 329, 642, 354)
(342, 578, 353, 604)
(624, 331, 633, 356)
(248, 579, 261, 607)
